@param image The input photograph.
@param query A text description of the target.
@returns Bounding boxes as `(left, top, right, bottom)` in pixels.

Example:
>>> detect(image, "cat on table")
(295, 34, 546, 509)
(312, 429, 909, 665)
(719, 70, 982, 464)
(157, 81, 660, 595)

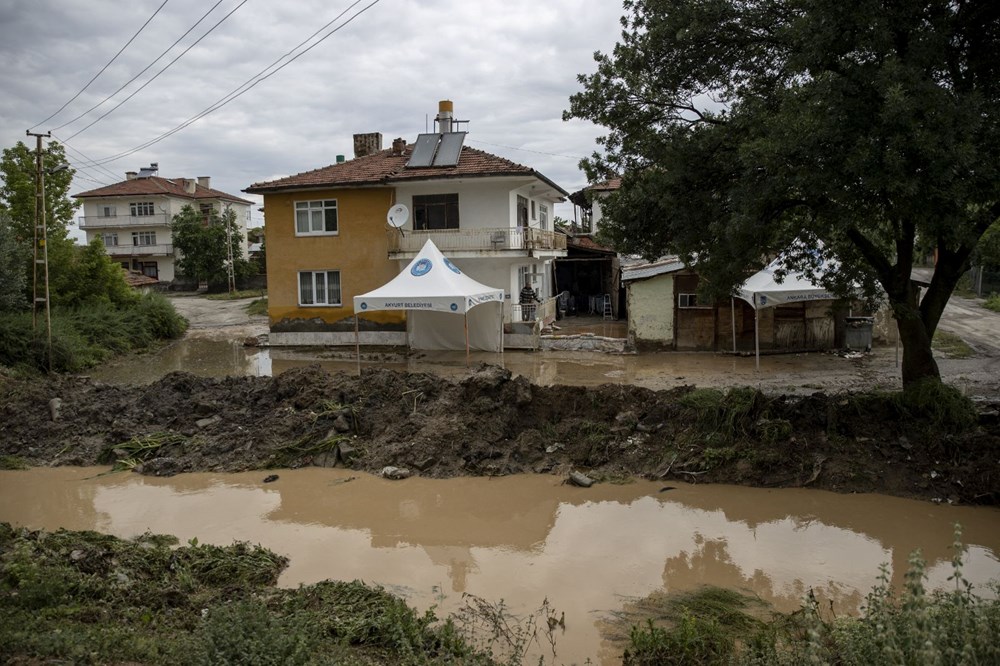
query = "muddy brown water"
(2, 468, 998, 664)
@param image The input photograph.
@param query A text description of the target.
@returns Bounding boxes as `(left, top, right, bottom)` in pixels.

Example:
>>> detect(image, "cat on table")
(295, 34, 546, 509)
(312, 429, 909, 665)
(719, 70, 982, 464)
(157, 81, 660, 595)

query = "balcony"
(104, 244, 173, 257)
(387, 227, 566, 258)
(78, 213, 170, 229)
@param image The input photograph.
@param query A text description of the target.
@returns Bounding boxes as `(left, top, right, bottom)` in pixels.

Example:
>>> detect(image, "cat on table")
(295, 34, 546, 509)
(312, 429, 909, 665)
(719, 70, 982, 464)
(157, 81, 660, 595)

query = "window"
(140, 262, 158, 279)
(413, 194, 459, 230)
(102, 233, 118, 247)
(539, 204, 549, 231)
(295, 200, 338, 235)
(531, 200, 536, 220)
(200, 203, 214, 224)
(678, 293, 707, 308)
(299, 270, 341, 306)
(99, 205, 116, 217)
(132, 231, 156, 246)
(516, 195, 528, 228)
(130, 201, 155, 216)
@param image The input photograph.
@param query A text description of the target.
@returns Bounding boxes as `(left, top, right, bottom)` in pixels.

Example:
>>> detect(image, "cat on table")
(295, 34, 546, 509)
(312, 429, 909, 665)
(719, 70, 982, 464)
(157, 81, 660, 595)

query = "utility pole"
(27, 130, 53, 371)
(223, 203, 236, 294)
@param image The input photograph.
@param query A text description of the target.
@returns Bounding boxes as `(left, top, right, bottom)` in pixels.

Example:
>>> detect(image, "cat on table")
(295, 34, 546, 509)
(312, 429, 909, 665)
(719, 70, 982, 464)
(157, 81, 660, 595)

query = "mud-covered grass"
(0, 523, 494, 665)
(614, 535, 1000, 665)
(933, 330, 975, 359)
(985, 293, 1000, 313)
(0, 365, 997, 504)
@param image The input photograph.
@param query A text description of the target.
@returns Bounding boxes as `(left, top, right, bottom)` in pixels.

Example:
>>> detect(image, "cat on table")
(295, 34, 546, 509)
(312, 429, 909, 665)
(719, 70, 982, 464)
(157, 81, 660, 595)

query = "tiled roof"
(569, 177, 622, 206)
(74, 176, 252, 205)
(244, 145, 568, 196)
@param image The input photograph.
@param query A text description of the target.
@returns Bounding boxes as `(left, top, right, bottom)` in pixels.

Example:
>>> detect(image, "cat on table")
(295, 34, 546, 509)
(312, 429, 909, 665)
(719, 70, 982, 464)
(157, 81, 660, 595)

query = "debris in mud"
(262, 474, 279, 483)
(568, 471, 595, 488)
(382, 466, 412, 480)
(0, 365, 998, 504)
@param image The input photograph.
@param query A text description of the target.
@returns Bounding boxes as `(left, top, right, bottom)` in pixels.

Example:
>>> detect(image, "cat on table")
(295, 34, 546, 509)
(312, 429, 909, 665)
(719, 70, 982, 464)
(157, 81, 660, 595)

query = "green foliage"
(54, 238, 138, 308)
(247, 296, 268, 316)
(0, 524, 492, 665)
(679, 387, 763, 443)
(205, 288, 266, 300)
(932, 330, 974, 359)
(0, 292, 187, 374)
(618, 528, 1000, 665)
(171, 204, 253, 285)
(566, 0, 1000, 386)
(0, 211, 26, 312)
(896, 378, 977, 431)
(984, 293, 1000, 312)
(0, 455, 29, 470)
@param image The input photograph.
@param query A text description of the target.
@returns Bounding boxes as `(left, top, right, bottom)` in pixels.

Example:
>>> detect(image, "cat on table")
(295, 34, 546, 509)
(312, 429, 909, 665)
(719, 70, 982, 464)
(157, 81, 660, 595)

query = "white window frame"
(101, 232, 118, 247)
(298, 270, 342, 306)
(130, 201, 155, 217)
(132, 231, 156, 246)
(99, 205, 116, 218)
(294, 199, 338, 236)
(539, 204, 549, 231)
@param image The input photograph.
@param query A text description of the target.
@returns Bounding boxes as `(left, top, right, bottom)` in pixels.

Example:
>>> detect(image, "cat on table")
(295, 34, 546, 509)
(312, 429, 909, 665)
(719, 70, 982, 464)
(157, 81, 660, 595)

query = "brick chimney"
(353, 132, 383, 158)
(391, 137, 407, 155)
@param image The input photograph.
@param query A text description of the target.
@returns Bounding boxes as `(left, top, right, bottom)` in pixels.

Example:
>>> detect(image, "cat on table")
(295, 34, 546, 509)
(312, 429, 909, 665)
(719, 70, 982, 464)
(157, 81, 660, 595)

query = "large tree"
(566, 0, 1000, 386)
(0, 140, 77, 304)
(171, 205, 253, 286)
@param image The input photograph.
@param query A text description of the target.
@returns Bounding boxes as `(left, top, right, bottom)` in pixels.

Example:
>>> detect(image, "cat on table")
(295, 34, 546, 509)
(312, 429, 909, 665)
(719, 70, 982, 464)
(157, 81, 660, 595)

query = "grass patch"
(0, 455, 29, 470)
(0, 523, 493, 665)
(98, 431, 189, 470)
(932, 330, 974, 359)
(247, 296, 268, 316)
(615, 528, 1000, 666)
(205, 289, 266, 301)
(984, 292, 1000, 313)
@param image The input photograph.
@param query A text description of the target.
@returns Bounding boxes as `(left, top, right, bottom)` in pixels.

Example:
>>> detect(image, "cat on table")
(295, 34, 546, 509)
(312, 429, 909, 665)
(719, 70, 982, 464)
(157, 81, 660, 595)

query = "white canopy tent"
(734, 255, 838, 369)
(352, 240, 505, 363)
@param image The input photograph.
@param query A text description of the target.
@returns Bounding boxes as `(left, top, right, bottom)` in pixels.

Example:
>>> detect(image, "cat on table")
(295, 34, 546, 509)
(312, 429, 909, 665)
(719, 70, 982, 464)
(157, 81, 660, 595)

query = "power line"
(32, 0, 170, 131)
(55, 0, 236, 137)
(468, 139, 586, 161)
(76, 0, 384, 169)
(53, 137, 120, 186)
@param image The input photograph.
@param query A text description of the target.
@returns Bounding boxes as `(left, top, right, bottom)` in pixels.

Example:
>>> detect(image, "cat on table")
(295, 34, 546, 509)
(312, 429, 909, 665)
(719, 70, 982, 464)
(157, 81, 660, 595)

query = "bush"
(984, 293, 1000, 313)
(0, 292, 186, 374)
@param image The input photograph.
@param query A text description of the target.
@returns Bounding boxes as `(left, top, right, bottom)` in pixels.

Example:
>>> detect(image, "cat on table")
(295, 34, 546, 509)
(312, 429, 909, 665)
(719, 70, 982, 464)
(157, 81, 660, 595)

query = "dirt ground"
(1, 295, 998, 506)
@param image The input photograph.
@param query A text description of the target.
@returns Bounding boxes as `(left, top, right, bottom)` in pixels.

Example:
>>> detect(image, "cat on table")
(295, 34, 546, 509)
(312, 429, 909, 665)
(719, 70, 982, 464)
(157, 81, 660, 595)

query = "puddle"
(2, 467, 998, 663)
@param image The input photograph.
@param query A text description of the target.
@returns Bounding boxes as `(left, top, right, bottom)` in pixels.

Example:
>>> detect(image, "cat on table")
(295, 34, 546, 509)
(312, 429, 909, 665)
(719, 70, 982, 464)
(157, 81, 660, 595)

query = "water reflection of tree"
(661, 533, 865, 615)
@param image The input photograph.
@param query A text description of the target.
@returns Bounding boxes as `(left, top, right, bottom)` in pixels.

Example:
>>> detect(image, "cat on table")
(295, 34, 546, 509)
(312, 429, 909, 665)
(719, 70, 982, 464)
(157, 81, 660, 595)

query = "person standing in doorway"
(520, 282, 540, 321)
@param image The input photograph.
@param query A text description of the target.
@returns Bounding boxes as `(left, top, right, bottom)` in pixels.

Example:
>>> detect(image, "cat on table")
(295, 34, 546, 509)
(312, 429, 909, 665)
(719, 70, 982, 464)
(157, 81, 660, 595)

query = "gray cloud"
(0, 0, 625, 229)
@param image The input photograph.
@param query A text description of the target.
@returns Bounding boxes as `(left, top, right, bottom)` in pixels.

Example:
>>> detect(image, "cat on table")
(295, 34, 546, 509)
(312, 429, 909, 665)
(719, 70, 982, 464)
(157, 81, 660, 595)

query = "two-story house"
(74, 164, 253, 283)
(244, 101, 569, 347)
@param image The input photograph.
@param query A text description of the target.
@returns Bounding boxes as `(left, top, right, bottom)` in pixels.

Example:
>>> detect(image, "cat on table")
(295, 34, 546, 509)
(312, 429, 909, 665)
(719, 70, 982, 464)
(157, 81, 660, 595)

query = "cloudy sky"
(0, 0, 626, 234)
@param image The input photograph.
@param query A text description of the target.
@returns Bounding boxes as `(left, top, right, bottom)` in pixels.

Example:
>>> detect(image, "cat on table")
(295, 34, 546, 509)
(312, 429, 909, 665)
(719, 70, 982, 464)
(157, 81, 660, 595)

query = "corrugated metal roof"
(621, 256, 685, 282)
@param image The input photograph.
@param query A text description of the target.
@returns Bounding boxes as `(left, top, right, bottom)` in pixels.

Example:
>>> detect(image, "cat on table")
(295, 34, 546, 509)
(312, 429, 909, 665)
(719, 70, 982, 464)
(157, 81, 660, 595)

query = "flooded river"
(2, 467, 998, 663)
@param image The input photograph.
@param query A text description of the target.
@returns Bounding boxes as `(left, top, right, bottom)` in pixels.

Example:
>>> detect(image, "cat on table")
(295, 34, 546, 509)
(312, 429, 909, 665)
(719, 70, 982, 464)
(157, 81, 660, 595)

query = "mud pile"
(1, 365, 997, 504)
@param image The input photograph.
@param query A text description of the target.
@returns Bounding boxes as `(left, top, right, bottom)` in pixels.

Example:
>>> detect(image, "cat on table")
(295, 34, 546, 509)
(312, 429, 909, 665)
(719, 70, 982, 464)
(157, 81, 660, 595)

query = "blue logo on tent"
(450, 303, 458, 311)
(411, 258, 432, 276)
(759, 295, 767, 306)
(444, 258, 462, 274)
(360, 302, 368, 310)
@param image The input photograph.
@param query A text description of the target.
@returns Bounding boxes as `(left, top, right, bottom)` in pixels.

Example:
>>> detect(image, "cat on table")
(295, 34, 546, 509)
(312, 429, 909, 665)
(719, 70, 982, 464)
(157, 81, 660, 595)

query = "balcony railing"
(507, 296, 558, 325)
(78, 213, 170, 229)
(387, 227, 566, 254)
(104, 244, 173, 257)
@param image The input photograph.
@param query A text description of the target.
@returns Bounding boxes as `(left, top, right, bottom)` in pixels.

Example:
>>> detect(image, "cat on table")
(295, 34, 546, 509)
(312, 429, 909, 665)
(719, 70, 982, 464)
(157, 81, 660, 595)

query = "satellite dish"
(387, 204, 409, 228)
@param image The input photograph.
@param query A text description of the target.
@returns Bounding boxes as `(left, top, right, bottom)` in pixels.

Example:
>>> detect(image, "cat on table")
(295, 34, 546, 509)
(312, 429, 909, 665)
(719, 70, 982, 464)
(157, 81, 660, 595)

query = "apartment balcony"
(78, 213, 170, 229)
(387, 227, 567, 259)
(104, 244, 174, 258)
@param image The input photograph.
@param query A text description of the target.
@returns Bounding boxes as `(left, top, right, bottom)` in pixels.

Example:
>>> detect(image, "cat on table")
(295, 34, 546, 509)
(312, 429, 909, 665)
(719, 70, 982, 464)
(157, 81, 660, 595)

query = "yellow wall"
(263, 187, 405, 327)
(627, 274, 675, 345)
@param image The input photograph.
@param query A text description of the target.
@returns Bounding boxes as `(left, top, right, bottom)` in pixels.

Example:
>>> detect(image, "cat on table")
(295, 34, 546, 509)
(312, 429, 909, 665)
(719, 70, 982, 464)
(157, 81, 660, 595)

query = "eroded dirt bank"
(1, 365, 997, 505)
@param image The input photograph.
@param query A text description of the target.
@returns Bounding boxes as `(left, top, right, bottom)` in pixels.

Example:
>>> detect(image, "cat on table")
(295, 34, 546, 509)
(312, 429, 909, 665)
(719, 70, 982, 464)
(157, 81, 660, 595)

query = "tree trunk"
(895, 307, 940, 386)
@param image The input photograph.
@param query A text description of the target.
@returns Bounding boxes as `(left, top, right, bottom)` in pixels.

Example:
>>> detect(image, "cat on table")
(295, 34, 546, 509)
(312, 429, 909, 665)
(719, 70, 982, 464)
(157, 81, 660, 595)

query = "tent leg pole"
(731, 298, 736, 354)
(464, 314, 470, 365)
(354, 315, 361, 376)
(754, 298, 760, 372)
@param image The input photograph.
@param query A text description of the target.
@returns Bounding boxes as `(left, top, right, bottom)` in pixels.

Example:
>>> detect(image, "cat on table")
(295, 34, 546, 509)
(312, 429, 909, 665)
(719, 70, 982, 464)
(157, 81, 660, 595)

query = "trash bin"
(844, 316, 874, 352)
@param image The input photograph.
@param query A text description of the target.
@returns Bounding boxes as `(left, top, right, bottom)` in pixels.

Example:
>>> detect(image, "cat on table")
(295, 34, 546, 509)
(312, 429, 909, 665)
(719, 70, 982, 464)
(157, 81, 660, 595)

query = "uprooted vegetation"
(0, 364, 997, 504)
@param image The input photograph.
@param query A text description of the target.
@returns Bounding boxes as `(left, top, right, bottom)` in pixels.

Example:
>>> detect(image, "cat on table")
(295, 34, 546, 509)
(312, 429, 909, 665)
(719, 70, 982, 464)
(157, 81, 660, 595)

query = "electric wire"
(76, 0, 383, 169)
(55, 0, 237, 137)
(468, 139, 586, 161)
(31, 0, 170, 131)
(54, 136, 123, 186)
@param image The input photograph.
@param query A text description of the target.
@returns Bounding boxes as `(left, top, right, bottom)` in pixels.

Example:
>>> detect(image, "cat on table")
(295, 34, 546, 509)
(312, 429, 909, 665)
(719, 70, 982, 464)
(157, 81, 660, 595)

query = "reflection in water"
(1, 468, 998, 664)
(86, 336, 873, 391)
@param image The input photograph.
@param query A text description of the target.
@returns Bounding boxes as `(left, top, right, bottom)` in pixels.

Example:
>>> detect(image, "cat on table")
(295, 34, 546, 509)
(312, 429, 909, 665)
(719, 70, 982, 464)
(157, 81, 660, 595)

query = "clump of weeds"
(97, 431, 188, 470)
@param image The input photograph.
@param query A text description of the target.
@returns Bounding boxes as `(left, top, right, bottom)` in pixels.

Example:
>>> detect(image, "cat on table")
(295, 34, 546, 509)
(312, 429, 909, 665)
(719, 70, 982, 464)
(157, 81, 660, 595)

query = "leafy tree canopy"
(566, 0, 1000, 385)
(171, 205, 253, 286)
